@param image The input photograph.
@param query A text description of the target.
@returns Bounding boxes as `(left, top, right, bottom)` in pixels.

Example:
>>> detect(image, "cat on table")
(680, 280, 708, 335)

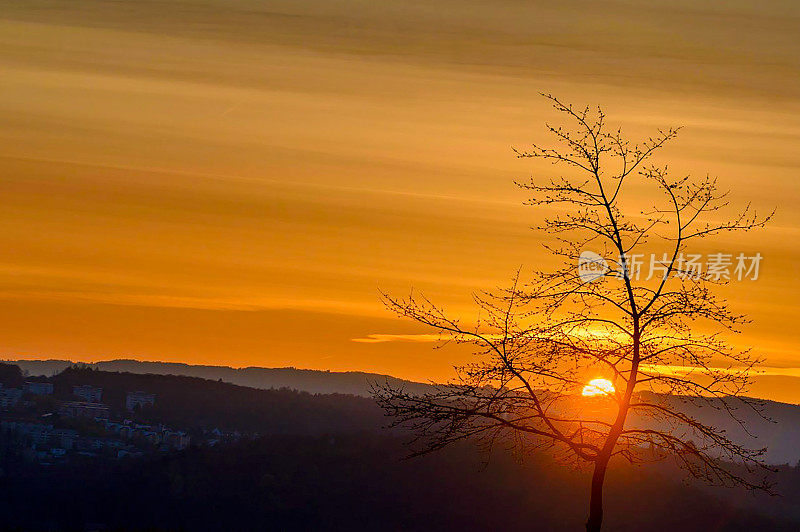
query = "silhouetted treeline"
(9, 358, 433, 397)
(49, 366, 385, 434)
(0, 363, 23, 388)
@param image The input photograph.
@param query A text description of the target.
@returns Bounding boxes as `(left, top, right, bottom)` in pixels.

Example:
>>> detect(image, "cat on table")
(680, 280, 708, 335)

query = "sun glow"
(582, 378, 615, 397)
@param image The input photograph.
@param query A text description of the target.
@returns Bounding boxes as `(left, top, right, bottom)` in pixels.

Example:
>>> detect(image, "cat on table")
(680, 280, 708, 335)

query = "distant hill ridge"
(7, 358, 800, 465)
(5, 358, 435, 397)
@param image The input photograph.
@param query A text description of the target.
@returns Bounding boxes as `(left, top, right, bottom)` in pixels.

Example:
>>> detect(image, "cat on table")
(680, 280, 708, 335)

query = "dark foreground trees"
(374, 95, 774, 531)
(4, 432, 799, 531)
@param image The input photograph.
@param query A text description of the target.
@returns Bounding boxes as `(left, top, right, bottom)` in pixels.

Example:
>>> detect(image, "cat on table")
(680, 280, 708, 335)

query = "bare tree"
(373, 95, 775, 531)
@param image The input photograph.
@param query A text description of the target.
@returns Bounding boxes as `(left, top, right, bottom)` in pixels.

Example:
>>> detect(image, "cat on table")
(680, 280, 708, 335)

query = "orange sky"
(1, 1, 799, 401)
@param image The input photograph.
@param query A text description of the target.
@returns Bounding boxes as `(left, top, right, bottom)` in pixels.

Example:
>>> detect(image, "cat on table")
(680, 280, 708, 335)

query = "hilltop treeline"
(47, 365, 385, 434)
(0, 362, 23, 388)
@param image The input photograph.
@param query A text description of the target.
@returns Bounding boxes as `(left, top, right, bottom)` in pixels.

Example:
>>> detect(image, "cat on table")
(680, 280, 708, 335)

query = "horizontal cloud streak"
(351, 334, 449, 344)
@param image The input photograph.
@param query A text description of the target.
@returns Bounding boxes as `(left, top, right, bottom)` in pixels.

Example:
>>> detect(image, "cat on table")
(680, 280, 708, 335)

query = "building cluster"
(24, 382, 54, 395)
(0, 420, 144, 464)
(203, 427, 245, 447)
(0, 384, 23, 409)
(73, 384, 103, 402)
(0, 380, 58, 410)
(58, 384, 110, 419)
(125, 390, 156, 411)
(0, 381, 190, 464)
(103, 419, 190, 450)
(59, 401, 110, 419)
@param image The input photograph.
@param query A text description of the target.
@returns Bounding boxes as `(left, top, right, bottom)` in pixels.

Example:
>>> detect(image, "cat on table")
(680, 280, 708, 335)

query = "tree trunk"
(585, 455, 609, 532)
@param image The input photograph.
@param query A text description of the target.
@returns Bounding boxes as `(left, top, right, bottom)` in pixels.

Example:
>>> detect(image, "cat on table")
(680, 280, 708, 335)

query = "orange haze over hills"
(1, 1, 799, 402)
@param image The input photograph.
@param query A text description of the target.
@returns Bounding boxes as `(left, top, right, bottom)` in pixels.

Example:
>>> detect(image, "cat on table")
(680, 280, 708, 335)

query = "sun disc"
(582, 378, 615, 397)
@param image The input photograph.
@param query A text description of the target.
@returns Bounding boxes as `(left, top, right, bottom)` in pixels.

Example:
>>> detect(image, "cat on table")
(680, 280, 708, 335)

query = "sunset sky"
(1, 1, 799, 401)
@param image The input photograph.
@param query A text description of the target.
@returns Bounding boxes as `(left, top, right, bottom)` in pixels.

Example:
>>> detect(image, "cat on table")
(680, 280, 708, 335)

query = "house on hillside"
(7, 422, 54, 447)
(162, 430, 190, 450)
(24, 381, 53, 395)
(52, 428, 79, 450)
(125, 391, 156, 411)
(73, 385, 103, 402)
(60, 401, 110, 420)
(0, 385, 23, 409)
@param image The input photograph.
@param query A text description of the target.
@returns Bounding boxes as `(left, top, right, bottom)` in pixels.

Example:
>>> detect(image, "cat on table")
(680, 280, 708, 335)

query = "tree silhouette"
(373, 95, 775, 531)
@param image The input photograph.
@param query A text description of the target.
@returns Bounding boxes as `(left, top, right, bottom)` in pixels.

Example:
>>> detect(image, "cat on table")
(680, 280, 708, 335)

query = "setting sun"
(582, 378, 616, 397)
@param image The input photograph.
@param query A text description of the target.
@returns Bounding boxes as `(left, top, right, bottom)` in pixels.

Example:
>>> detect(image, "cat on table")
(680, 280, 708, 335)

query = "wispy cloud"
(351, 333, 449, 343)
(351, 332, 516, 343)
(642, 364, 800, 378)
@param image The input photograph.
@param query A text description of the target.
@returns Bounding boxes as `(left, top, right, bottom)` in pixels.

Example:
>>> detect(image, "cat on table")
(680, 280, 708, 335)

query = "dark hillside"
(48, 366, 384, 434)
